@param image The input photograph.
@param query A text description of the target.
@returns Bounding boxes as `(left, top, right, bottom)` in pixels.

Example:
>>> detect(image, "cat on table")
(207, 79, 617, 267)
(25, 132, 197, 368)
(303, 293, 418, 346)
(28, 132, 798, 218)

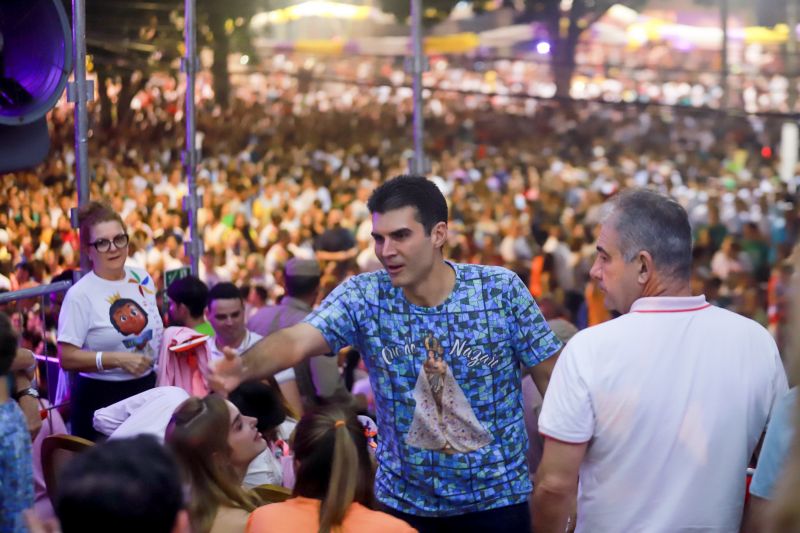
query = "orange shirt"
(247, 497, 417, 533)
(585, 280, 610, 326)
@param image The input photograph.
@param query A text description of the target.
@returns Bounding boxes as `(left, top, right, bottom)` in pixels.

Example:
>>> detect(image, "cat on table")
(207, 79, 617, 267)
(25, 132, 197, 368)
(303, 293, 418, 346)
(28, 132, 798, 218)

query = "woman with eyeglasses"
(166, 395, 265, 533)
(57, 201, 163, 440)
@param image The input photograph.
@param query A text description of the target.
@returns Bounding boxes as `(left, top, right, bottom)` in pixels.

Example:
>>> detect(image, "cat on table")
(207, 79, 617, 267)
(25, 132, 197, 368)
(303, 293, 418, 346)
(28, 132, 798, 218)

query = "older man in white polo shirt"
(532, 189, 787, 533)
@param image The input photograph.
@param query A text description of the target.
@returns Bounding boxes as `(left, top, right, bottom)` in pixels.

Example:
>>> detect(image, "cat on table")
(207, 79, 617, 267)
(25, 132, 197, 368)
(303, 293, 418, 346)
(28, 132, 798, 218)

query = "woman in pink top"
(247, 406, 416, 533)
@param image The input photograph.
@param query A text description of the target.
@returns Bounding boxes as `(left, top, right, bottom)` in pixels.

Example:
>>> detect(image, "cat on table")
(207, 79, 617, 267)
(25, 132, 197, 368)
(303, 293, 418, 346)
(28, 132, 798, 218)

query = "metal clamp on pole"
(181, 193, 204, 217)
(66, 79, 95, 103)
(180, 55, 201, 75)
(403, 56, 430, 74)
(69, 206, 80, 229)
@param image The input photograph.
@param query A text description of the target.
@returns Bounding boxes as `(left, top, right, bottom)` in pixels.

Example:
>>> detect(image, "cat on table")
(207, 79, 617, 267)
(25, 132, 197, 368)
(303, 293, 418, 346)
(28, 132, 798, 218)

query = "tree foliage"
(521, 0, 648, 97)
(72, 0, 264, 117)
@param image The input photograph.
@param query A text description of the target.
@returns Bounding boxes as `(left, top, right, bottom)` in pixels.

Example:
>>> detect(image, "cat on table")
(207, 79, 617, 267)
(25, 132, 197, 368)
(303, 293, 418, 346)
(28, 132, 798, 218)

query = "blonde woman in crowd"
(166, 395, 264, 533)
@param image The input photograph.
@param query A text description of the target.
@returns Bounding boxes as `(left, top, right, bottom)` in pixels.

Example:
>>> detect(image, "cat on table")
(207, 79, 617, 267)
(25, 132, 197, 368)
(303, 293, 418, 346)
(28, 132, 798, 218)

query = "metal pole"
(0, 281, 73, 305)
(71, 0, 92, 274)
(183, 0, 201, 276)
(409, 0, 427, 175)
(720, 0, 729, 110)
(788, 0, 798, 112)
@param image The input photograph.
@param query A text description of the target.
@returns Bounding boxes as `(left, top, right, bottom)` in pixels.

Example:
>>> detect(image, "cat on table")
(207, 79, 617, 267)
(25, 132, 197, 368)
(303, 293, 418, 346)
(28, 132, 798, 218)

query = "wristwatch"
(12, 387, 40, 402)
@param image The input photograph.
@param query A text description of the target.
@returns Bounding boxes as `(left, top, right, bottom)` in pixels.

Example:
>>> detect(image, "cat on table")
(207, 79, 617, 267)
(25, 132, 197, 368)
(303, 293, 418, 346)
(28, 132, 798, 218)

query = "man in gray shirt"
(248, 258, 354, 409)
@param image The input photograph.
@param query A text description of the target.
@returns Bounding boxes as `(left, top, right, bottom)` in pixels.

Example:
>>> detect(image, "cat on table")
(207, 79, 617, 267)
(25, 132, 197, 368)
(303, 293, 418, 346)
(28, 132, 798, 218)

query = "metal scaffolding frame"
(69, 0, 203, 275)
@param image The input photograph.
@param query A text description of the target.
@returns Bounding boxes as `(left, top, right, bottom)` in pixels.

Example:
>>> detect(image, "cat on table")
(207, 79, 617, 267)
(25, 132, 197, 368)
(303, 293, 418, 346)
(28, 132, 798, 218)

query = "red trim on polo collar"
(630, 296, 711, 314)
(633, 304, 711, 314)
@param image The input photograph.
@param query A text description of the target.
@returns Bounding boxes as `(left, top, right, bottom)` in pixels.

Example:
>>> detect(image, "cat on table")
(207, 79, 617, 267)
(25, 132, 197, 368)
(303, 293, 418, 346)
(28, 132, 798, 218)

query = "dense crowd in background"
(253, 45, 798, 112)
(1, 58, 799, 358)
(1, 49, 800, 533)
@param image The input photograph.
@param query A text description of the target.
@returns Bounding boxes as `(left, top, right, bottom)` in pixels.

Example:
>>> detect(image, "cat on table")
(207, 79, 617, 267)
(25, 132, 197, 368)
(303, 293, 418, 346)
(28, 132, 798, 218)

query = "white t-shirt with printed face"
(58, 268, 164, 381)
(539, 295, 788, 533)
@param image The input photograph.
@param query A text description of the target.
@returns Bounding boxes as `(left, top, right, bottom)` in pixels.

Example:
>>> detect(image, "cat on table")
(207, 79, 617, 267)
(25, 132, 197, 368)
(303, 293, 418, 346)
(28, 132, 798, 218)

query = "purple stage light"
(536, 41, 551, 55)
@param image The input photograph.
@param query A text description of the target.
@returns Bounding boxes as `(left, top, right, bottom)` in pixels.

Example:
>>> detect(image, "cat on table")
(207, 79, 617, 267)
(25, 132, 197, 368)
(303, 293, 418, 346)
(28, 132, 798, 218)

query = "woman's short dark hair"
(367, 175, 448, 235)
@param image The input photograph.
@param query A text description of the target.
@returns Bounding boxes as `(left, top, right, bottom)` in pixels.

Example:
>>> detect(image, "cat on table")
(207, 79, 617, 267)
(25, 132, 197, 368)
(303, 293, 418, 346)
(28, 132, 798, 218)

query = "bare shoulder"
(210, 506, 250, 533)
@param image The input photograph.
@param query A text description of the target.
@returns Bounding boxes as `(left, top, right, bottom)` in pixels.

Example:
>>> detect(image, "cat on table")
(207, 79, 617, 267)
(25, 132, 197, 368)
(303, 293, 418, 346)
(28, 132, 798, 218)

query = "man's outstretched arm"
(210, 322, 331, 394)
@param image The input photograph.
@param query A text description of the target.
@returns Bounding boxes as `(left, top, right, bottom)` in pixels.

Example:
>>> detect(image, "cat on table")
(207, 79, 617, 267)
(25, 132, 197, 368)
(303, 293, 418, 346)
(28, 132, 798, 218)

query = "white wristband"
(96, 351, 104, 372)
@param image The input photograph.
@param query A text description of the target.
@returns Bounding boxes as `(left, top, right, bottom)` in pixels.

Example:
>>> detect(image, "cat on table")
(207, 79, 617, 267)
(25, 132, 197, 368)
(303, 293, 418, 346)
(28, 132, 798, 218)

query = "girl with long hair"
(166, 395, 265, 533)
(247, 405, 415, 533)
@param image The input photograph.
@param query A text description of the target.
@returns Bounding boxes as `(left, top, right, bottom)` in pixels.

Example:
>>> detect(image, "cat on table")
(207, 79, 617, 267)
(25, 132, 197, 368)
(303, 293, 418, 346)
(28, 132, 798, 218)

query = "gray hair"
(602, 188, 692, 280)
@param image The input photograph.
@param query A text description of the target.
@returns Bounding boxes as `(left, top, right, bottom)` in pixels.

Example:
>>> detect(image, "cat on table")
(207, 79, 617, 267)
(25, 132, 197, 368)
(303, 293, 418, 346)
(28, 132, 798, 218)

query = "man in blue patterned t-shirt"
(211, 175, 562, 533)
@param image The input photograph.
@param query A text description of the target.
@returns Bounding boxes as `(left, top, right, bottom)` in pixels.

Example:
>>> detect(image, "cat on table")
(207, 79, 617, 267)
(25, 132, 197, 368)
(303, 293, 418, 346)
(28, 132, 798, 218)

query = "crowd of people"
(2, 64, 799, 355)
(0, 57, 799, 532)
(248, 49, 799, 113)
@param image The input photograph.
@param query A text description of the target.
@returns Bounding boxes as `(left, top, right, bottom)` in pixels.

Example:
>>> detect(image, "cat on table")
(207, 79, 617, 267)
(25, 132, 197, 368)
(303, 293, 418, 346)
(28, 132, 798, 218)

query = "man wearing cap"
(248, 259, 353, 411)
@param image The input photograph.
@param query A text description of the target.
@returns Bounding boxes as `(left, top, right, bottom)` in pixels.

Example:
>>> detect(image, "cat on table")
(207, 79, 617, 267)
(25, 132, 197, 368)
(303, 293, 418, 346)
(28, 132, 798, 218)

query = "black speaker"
(0, 0, 73, 173)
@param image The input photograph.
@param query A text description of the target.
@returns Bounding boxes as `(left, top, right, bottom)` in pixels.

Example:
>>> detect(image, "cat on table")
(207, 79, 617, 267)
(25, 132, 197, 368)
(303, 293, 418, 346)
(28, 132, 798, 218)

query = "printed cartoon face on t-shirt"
(108, 295, 149, 336)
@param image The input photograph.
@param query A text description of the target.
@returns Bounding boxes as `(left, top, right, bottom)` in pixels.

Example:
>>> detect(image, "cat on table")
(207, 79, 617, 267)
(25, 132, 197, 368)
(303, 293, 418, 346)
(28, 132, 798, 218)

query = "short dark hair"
(252, 285, 268, 303)
(228, 381, 286, 434)
(167, 275, 209, 318)
(605, 188, 693, 280)
(367, 175, 448, 235)
(55, 435, 184, 533)
(0, 312, 18, 376)
(286, 275, 320, 298)
(207, 282, 243, 308)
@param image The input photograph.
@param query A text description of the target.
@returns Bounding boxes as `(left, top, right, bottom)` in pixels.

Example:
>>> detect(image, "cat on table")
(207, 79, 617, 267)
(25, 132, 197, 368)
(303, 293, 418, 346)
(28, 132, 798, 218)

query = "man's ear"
(172, 509, 191, 533)
(637, 251, 654, 285)
(431, 221, 448, 250)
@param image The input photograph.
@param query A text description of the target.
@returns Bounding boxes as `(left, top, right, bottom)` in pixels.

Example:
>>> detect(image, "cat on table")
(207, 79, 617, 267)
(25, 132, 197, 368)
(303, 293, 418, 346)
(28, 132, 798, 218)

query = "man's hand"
(17, 394, 42, 439)
(208, 346, 245, 396)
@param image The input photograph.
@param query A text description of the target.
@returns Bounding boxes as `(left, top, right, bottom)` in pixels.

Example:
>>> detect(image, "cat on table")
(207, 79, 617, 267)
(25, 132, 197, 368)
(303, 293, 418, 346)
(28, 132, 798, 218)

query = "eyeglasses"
(89, 233, 129, 253)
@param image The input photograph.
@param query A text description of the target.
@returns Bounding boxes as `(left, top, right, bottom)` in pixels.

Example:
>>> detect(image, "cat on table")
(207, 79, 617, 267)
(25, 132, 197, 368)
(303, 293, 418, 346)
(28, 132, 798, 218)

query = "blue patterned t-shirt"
(305, 262, 562, 516)
(0, 399, 34, 532)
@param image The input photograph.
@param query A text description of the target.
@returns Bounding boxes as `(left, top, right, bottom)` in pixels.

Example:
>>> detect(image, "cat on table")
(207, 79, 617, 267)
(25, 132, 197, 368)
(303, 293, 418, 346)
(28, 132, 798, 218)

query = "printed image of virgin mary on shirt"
(405, 332, 493, 453)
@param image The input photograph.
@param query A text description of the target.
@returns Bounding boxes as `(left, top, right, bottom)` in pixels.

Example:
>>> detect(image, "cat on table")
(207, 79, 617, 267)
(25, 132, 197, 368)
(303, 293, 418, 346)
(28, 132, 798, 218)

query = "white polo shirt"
(539, 295, 787, 533)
